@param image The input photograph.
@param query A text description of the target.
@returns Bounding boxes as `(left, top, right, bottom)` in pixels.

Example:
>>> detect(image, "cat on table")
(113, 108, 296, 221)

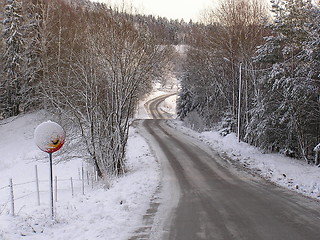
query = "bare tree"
(41, 3, 172, 177)
(178, 0, 269, 136)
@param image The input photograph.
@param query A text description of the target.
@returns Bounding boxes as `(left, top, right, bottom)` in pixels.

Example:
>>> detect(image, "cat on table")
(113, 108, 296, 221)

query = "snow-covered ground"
(158, 94, 177, 119)
(1, 82, 319, 239)
(0, 109, 160, 239)
(168, 121, 320, 200)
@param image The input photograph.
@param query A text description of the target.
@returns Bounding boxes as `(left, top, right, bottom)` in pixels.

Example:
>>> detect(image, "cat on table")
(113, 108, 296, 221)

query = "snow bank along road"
(144, 93, 176, 119)
(136, 94, 320, 240)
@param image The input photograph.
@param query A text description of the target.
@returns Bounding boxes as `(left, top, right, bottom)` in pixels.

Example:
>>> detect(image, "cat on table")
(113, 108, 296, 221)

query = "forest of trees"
(1, 0, 319, 176)
(178, 0, 320, 164)
(0, 0, 178, 177)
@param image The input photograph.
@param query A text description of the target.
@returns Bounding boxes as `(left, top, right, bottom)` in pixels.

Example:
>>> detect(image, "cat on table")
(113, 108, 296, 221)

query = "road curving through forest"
(131, 93, 320, 240)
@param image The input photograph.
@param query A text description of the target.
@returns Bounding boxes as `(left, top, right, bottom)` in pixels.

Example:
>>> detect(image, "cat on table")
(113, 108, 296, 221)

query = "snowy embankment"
(135, 83, 177, 120)
(0, 111, 160, 240)
(168, 121, 320, 200)
(158, 94, 177, 118)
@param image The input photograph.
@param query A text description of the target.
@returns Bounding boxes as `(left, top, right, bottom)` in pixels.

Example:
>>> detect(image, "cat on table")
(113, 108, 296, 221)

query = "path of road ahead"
(133, 93, 320, 240)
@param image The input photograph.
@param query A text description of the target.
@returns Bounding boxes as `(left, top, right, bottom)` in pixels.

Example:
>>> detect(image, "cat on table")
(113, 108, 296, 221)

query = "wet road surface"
(131, 94, 320, 240)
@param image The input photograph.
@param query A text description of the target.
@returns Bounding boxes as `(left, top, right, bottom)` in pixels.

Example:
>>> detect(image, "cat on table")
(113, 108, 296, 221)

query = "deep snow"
(0, 110, 160, 240)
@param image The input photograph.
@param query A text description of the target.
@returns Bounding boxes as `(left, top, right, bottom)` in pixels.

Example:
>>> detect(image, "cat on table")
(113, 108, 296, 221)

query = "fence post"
(82, 164, 85, 195)
(87, 171, 89, 186)
(91, 175, 94, 189)
(70, 177, 74, 197)
(55, 176, 58, 202)
(9, 178, 14, 216)
(35, 165, 40, 206)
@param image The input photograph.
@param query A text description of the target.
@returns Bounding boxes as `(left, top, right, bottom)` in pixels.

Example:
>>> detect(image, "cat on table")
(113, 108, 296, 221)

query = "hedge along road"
(133, 93, 320, 240)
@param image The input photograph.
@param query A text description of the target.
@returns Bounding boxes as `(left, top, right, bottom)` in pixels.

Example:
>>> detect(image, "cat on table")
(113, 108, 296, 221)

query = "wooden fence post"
(87, 171, 89, 186)
(82, 164, 85, 195)
(314, 143, 320, 165)
(70, 177, 74, 197)
(35, 165, 40, 206)
(9, 178, 14, 216)
(91, 175, 94, 189)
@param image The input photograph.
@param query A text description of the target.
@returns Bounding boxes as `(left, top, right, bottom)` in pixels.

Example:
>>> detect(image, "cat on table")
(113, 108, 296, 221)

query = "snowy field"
(168, 121, 320, 200)
(0, 109, 160, 239)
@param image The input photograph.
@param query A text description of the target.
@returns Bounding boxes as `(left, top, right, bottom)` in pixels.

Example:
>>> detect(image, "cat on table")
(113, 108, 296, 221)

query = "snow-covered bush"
(183, 110, 207, 132)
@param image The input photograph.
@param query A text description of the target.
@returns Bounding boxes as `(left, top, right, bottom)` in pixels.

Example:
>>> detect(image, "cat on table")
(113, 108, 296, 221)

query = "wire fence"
(0, 164, 98, 216)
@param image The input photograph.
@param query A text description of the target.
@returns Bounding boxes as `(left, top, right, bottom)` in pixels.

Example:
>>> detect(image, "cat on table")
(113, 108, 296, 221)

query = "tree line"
(178, 0, 320, 163)
(0, 0, 173, 177)
(2, 0, 318, 173)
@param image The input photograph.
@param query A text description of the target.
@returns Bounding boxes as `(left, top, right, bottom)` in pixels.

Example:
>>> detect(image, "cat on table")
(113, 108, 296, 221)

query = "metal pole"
(237, 62, 242, 142)
(49, 152, 54, 219)
(55, 176, 58, 202)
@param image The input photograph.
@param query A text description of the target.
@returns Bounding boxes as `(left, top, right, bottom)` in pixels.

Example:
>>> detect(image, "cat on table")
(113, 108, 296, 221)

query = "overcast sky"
(93, 0, 216, 21)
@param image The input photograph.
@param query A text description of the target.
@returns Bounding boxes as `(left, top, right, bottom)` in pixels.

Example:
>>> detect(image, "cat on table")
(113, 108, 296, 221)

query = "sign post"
(49, 152, 54, 217)
(34, 121, 65, 219)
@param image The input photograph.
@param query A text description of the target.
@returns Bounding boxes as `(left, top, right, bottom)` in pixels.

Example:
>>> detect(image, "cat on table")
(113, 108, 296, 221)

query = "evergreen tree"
(249, 0, 319, 159)
(1, 0, 25, 117)
(22, 0, 43, 110)
(177, 85, 195, 120)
